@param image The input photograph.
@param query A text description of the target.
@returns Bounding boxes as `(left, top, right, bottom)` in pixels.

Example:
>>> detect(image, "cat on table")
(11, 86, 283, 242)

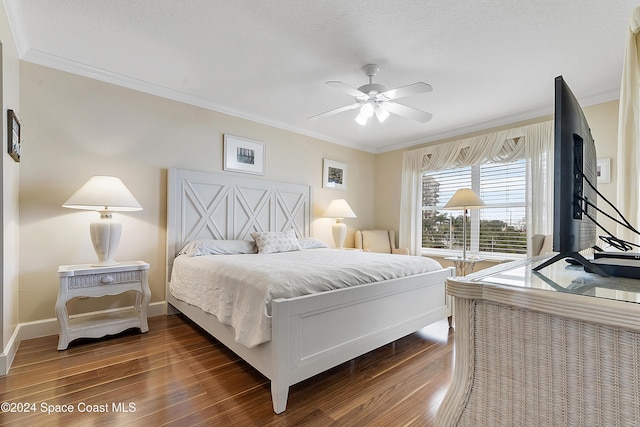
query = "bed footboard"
(270, 267, 452, 413)
(168, 267, 452, 414)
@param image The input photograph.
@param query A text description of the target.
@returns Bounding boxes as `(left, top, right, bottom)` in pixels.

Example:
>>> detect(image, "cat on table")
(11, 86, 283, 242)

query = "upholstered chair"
(532, 234, 596, 257)
(531, 234, 553, 256)
(354, 230, 409, 255)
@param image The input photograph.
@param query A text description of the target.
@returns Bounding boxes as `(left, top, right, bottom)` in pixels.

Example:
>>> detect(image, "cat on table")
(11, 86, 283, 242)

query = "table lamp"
(443, 188, 486, 260)
(63, 176, 143, 266)
(323, 199, 357, 249)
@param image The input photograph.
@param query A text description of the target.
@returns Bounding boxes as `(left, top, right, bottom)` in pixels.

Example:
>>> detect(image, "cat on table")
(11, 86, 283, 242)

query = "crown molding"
(3, 0, 30, 56)
(376, 88, 620, 154)
(17, 47, 624, 156)
(19, 47, 378, 153)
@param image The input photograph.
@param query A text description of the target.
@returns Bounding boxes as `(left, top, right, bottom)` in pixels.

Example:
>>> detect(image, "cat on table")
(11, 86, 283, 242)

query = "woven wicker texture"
(457, 301, 640, 426)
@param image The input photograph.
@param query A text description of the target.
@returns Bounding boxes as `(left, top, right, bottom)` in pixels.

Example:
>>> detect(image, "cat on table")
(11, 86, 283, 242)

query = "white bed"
(165, 168, 454, 413)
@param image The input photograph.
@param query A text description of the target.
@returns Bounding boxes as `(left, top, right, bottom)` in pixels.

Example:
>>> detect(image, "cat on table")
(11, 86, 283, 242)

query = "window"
(421, 159, 527, 256)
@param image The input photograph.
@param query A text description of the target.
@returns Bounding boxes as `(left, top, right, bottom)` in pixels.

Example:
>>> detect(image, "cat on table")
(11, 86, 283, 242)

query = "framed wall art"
(223, 134, 265, 175)
(323, 159, 347, 190)
(597, 157, 611, 184)
(7, 109, 21, 162)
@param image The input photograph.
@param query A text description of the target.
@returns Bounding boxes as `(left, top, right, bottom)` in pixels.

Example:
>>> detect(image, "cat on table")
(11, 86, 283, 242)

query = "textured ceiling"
(5, 0, 638, 153)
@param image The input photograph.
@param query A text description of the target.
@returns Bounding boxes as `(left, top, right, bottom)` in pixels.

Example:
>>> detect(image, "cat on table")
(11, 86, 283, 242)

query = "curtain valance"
(410, 122, 550, 173)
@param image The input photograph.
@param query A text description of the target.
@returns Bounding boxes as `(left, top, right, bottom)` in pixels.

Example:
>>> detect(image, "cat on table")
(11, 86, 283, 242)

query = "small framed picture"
(7, 109, 21, 162)
(323, 159, 347, 190)
(223, 134, 265, 175)
(597, 158, 611, 184)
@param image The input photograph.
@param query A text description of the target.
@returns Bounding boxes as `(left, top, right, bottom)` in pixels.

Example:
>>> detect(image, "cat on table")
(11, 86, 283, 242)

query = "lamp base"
(332, 220, 347, 249)
(90, 213, 122, 266)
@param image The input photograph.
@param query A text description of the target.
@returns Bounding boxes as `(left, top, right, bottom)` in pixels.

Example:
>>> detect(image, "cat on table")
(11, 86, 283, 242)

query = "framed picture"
(323, 159, 347, 190)
(597, 157, 611, 184)
(7, 109, 21, 162)
(223, 134, 265, 175)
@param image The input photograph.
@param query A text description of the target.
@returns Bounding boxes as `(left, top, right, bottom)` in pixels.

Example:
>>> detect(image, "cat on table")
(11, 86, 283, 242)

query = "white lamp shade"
(63, 176, 142, 212)
(443, 188, 485, 261)
(443, 188, 486, 210)
(323, 199, 357, 219)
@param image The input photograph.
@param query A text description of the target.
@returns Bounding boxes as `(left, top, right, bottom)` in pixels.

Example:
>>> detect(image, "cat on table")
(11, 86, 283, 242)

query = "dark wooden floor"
(0, 314, 454, 426)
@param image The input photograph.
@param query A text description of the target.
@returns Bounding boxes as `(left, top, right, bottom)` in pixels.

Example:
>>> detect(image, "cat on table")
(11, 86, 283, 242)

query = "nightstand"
(55, 261, 151, 350)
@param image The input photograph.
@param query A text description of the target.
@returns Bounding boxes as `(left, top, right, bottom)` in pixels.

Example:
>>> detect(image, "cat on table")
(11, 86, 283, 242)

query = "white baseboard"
(0, 325, 20, 375)
(0, 301, 167, 375)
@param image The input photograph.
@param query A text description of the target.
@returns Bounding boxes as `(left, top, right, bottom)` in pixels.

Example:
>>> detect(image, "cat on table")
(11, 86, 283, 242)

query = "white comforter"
(169, 248, 442, 348)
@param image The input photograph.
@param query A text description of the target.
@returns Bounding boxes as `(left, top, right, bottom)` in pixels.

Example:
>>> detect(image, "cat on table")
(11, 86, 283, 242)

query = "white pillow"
(298, 237, 329, 249)
(178, 239, 257, 256)
(250, 230, 302, 254)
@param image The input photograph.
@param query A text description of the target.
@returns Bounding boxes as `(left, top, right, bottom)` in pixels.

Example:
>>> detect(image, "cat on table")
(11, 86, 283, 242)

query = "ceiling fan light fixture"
(360, 102, 374, 118)
(375, 106, 390, 123)
(310, 64, 433, 125)
(355, 113, 369, 126)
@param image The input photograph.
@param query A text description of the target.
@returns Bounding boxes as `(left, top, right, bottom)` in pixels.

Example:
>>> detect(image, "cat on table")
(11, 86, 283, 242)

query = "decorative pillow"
(250, 230, 302, 254)
(178, 239, 257, 256)
(298, 237, 329, 249)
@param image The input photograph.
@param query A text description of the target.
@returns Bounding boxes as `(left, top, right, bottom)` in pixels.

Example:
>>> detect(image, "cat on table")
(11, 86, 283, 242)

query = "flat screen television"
(534, 75, 604, 274)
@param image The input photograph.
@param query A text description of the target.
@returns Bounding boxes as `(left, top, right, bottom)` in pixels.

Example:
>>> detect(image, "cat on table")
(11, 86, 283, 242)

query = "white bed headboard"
(166, 167, 312, 269)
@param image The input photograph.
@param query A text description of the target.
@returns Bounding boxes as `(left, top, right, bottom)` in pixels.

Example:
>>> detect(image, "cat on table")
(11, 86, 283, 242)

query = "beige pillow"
(250, 230, 302, 254)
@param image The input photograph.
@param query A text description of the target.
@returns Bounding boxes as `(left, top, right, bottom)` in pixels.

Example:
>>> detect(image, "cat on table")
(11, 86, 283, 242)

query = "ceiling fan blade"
(383, 102, 433, 123)
(326, 81, 368, 98)
(307, 103, 361, 120)
(378, 82, 433, 101)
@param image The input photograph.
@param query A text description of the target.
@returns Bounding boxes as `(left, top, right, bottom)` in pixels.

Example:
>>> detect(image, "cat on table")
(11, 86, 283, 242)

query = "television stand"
(532, 251, 609, 277)
(437, 257, 640, 426)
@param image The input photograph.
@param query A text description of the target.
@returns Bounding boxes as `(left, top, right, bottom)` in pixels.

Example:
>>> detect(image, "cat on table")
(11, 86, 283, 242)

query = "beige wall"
(18, 62, 375, 323)
(374, 100, 620, 269)
(1, 1, 21, 351)
(584, 100, 620, 229)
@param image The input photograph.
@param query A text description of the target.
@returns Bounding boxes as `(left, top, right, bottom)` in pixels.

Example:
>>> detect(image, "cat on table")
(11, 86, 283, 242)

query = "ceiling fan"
(308, 64, 433, 125)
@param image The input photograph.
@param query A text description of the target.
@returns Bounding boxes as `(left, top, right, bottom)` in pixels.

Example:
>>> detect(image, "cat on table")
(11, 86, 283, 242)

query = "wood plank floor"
(0, 314, 454, 426)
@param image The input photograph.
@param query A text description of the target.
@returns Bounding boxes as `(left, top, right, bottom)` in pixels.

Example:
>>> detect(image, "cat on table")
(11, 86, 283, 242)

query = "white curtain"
(525, 122, 555, 254)
(616, 6, 640, 245)
(399, 121, 554, 256)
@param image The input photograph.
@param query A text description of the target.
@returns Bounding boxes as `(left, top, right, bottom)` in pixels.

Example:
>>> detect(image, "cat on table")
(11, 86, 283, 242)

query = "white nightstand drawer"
(68, 270, 142, 289)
